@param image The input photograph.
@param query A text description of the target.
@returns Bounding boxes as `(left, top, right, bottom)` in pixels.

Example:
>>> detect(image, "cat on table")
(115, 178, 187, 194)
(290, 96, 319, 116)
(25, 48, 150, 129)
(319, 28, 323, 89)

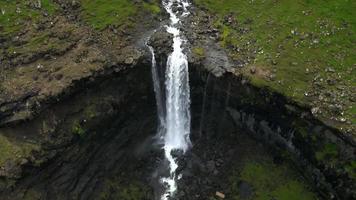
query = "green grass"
(0, 0, 57, 36)
(230, 160, 317, 200)
(80, 0, 161, 30)
(195, 0, 356, 124)
(6, 31, 71, 56)
(143, 1, 161, 15)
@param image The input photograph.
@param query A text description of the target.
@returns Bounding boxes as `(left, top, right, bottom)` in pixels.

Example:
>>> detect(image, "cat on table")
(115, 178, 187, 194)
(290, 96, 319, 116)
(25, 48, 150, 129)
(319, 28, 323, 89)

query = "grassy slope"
(195, 0, 355, 130)
(230, 160, 317, 200)
(80, 0, 161, 30)
(0, 0, 57, 36)
(1, 0, 161, 33)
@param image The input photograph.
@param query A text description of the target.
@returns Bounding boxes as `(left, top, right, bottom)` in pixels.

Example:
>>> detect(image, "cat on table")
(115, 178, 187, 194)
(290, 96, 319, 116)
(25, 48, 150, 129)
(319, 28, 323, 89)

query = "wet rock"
(124, 57, 134, 65)
(148, 29, 173, 56)
(238, 181, 254, 199)
(206, 160, 215, 172)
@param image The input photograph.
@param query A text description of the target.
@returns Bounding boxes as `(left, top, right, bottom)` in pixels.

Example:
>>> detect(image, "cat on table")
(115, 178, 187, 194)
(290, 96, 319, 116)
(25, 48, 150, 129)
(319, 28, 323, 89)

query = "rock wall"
(189, 64, 355, 199)
(0, 62, 158, 199)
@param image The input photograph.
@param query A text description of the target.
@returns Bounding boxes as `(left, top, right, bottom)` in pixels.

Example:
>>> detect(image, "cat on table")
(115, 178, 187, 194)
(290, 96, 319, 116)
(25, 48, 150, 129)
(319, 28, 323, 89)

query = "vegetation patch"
(0, 0, 57, 36)
(229, 159, 317, 200)
(344, 161, 356, 179)
(315, 143, 338, 162)
(71, 121, 86, 138)
(192, 46, 205, 58)
(0, 134, 39, 167)
(5, 31, 72, 58)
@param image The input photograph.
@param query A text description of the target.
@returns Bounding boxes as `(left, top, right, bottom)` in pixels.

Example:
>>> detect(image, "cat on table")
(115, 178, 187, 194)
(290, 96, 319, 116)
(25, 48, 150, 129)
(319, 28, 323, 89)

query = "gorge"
(0, 0, 355, 200)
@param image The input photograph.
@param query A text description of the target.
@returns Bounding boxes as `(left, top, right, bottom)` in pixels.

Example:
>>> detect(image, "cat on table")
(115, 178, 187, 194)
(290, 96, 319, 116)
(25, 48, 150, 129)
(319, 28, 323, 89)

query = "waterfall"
(161, 0, 191, 198)
(148, 0, 192, 199)
(148, 46, 165, 133)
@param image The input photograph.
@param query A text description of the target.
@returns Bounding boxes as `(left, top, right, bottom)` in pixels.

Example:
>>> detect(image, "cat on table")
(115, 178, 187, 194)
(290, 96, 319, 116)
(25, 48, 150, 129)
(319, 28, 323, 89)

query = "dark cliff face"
(0, 63, 158, 199)
(0, 59, 320, 200)
(188, 65, 355, 199)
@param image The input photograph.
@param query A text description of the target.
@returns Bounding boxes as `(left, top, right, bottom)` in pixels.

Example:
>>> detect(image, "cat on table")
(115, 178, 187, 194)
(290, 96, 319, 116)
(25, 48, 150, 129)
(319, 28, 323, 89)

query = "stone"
(148, 29, 173, 56)
(250, 66, 256, 74)
(55, 74, 63, 80)
(238, 181, 254, 199)
(124, 57, 134, 65)
(206, 160, 215, 172)
(216, 191, 225, 199)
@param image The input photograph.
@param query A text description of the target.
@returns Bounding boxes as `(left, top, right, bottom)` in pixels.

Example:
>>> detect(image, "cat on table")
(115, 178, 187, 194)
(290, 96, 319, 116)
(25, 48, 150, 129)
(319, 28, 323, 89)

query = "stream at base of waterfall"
(148, 0, 192, 199)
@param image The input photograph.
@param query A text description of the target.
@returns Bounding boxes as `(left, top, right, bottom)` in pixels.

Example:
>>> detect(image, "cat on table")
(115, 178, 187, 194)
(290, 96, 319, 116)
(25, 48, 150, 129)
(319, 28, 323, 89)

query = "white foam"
(160, 0, 192, 199)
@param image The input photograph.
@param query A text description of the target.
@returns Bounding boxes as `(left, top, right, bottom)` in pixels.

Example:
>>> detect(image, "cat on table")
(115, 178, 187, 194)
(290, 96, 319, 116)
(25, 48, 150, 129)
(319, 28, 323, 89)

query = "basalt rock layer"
(0, 1, 355, 200)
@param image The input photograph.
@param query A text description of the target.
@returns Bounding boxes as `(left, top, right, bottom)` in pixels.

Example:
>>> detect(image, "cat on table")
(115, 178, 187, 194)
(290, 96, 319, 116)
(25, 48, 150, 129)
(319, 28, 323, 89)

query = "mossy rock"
(193, 46, 205, 58)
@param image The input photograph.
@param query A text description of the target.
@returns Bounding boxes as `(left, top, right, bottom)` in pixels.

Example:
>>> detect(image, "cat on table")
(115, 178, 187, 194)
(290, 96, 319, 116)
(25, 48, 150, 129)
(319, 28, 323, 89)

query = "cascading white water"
(148, 46, 165, 131)
(148, 0, 192, 199)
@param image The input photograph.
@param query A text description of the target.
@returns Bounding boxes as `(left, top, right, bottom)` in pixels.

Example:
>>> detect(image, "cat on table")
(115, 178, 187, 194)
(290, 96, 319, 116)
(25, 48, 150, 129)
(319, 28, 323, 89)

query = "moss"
(0, 133, 39, 167)
(315, 143, 338, 162)
(230, 159, 317, 200)
(0, 0, 57, 36)
(344, 161, 356, 179)
(193, 46, 205, 58)
(71, 121, 86, 138)
(272, 181, 317, 200)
